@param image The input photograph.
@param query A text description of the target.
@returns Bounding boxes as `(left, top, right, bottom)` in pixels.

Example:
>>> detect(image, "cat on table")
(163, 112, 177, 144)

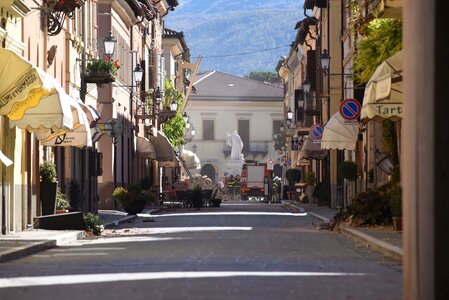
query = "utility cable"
(193, 44, 291, 59)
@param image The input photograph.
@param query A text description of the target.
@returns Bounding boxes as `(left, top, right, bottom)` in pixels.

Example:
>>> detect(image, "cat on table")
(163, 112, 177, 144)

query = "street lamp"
(170, 98, 178, 112)
(133, 64, 143, 84)
(103, 32, 117, 59)
(190, 124, 196, 137)
(303, 80, 311, 94)
(183, 112, 189, 123)
(320, 49, 330, 73)
(287, 107, 293, 122)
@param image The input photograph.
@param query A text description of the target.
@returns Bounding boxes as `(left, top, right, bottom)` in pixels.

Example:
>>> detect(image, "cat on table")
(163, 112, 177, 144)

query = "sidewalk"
(301, 204, 403, 260)
(0, 209, 147, 263)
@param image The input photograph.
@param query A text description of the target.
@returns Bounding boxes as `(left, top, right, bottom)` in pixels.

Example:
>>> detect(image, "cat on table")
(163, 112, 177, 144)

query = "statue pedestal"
(227, 159, 244, 177)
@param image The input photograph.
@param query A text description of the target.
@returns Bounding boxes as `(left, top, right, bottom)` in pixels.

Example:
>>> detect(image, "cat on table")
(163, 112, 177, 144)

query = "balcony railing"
(223, 142, 269, 157)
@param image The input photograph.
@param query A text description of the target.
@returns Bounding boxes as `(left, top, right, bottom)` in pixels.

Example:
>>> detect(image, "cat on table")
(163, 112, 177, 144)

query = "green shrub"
(112, 187, 130, 208)
(141, 191, 157, 205)
(83, 212, 104, 236)
(332, 181, 402, 228)
(191, 185, 203, 208)
(305, 172, 316, 185)
(56, 189, 70, 210)
(387, 183, 402, 217)
(339, 161, 358, 181)
(40, 161, 57, 183)
(127, 183, 142, 194)
(314, 180, 330, 206)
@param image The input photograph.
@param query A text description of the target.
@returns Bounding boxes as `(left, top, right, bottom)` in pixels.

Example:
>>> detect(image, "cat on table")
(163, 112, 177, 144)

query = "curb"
(307, 212, 331, 223)
(339, 226, 403, 260)
(103, 215, 137, 229)
(0, 240, 56, 263)
(0, 231, 85, 263)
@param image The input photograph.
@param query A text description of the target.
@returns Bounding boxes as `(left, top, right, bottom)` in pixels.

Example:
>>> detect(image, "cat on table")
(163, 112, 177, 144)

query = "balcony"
(305, 93, 321, 116)
(223, 142, 269, 157)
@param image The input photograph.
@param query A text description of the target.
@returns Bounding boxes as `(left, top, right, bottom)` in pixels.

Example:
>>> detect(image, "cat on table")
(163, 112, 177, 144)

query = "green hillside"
(165, 1, 302, 76)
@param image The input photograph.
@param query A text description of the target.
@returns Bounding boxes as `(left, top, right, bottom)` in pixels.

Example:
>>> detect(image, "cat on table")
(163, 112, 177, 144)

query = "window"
(273, 120, 282, 135)
(203, 120, 214, 140)
(238, 119, 249, 153)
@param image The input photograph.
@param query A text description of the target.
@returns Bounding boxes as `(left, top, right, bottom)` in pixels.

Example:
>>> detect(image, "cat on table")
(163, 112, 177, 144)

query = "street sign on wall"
(339, 98, 361, 121)
(309, 124, 324, 140)
(267, 158, 274, 170)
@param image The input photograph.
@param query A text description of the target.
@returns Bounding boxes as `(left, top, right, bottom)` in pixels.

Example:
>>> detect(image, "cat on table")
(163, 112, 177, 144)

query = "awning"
(0, 48, 56, 120)
(8, 77, 75, 131)
(181, 149, 201, 169)
(361, 50, 403, 121)
(298, 138, 327, 161)
(321, 112, 359, 151)
(34, 97, 92, 148)
(0, 150, 13, 166)
(77, 99, 101, 125)
(149, 131, 177, 162)
(136, 136, 156, 159)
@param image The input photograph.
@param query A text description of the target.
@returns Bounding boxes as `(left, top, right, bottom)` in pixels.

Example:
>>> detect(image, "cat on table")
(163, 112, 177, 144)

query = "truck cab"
(240, 162, 270, 201)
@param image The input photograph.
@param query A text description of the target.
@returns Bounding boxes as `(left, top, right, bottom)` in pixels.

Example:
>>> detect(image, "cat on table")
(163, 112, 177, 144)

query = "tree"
(245, 71, 282, 85)
(162, 79, 187, 147)
(352, 18, 402, 85)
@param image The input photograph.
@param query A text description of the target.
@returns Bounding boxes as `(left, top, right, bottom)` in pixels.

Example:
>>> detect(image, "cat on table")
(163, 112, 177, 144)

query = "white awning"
(8, 77, 75, 131)
(181, 149, 201, 169)
(361, 50, 403, 121)
(0, 48, 55, 120)
(321, 112, 359, 151)
(136, 136, 156, 159)
(34, 97, 92, 148)
(298, 138, 327, 161)
(0, 150, 13, 166)
(149, 131, 178, 162)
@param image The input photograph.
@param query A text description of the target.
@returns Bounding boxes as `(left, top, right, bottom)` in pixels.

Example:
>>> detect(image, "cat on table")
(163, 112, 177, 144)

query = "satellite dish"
(104, 118, 123, 138)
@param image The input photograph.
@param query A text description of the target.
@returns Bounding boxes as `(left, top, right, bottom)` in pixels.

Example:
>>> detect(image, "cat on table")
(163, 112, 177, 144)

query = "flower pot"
(40, 182, 57, 215)
(392, 216, 402, 231)
(123, 200, 146, 215)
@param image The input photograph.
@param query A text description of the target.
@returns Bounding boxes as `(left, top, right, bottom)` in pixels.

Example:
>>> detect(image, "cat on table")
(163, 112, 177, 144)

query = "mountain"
(165, 0, 304, 76)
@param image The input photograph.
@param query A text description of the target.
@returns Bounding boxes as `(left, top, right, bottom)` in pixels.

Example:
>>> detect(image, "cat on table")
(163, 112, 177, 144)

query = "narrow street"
(0, 202, 402, 300)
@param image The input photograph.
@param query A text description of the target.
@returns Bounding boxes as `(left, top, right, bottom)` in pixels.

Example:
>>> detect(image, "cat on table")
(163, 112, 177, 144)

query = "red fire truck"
(240, 161, 270, 201)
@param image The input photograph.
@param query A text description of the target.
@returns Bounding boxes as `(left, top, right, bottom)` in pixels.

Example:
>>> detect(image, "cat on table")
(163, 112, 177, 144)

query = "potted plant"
(389, 183, 402, 231)
(56, 188, 70, 213)
(191, 185, 203, 209)
(112, 184, 148, 215)
(305, 171, 316, 204)
(40, 160, 58, 215)
(86, 58, 120, 76)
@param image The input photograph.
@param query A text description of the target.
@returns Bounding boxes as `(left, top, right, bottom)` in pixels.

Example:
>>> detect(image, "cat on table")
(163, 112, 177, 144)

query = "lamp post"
(79, 32, 117, 212)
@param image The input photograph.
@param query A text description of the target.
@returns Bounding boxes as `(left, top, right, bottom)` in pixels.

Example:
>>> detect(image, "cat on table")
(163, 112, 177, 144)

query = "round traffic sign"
(339, 98, 361, 121)
(267, 159, 273, 165)
(310, 124, 324, 140)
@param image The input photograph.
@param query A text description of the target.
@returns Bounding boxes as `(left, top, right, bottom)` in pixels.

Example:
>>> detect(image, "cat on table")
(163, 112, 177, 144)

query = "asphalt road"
(0, 202, 402, 300)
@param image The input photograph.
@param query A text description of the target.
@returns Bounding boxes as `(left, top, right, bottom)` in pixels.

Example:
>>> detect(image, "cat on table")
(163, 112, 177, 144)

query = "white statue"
(226, 130, 244, 161)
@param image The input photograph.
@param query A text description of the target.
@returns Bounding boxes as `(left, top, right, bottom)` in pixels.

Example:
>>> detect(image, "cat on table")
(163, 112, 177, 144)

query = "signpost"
(267, 158, 274, 170)
(309, 124, 324, 140)
(339, 98, 361, 121)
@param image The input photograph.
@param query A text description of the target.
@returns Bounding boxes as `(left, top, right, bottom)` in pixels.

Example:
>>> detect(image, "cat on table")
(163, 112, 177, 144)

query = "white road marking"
(48, 248, 125, 252)
(138, 212, 308, 218)
(0, 271, 372, 288)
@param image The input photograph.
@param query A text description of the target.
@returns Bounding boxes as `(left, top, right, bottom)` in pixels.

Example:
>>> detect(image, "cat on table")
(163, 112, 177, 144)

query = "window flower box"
(52, 0, 85, 13)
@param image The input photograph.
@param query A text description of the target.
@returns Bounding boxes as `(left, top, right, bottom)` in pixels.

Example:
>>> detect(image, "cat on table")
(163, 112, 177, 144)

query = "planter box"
(40, 182, 57, 216)
(35, 212, 84, 230)
(123, 200, 146, 215)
